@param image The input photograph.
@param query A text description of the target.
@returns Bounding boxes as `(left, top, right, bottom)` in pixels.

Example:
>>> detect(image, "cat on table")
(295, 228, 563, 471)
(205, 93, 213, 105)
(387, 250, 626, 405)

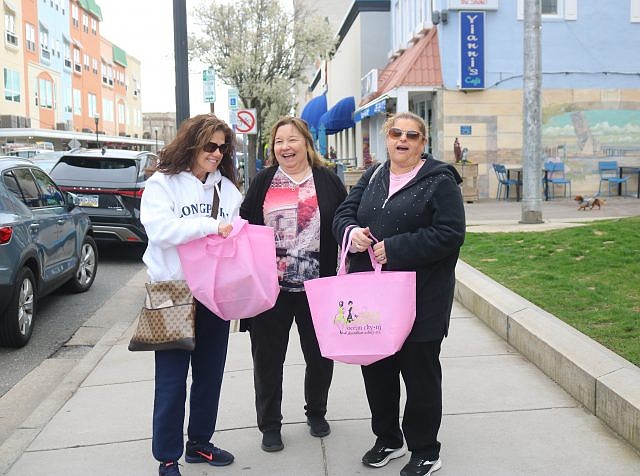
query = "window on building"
(63, 41, 71, 68)
(55, 39, 61, 58)
(103, 98, 114, 122)
(92, 58, 98, 74)
(5, 11, 18, 47)
(71, 4, 79, 27)
(53, 0, 60, 11)
(25, 23, 36, 52)
(82, 14, 88, 33)
(40, 27, 50, 60)
(118, 102, 126, 125)
(91, 18, 97, 35)
(3, 68, 21, 102)
(108, 65, 114, 86)
(541, 0, 558, 15)
(73, 48, 81, 73)
(83, 53, 90, 71)
(73, 88, 81, 115)
(87, 92, 97, 117)
(38, 78, 53, 109)
(63, 86, 72, 113)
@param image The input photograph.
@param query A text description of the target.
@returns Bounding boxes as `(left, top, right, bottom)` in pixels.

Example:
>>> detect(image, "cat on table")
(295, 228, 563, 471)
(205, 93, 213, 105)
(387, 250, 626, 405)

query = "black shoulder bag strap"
(211, 182, 220, 219)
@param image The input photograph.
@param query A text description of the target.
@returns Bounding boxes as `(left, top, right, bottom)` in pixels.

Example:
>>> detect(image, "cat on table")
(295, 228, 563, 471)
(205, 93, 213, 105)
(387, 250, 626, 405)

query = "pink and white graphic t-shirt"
(263, 168, 321, 291)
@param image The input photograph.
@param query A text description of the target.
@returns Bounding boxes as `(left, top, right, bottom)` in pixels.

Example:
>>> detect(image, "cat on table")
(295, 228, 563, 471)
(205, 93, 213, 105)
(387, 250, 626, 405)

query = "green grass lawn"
(460, 217, 640, 366)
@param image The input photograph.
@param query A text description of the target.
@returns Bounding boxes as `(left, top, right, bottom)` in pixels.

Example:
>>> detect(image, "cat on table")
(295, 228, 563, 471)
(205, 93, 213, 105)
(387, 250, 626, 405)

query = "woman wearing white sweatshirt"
(140, 114, 242, 476)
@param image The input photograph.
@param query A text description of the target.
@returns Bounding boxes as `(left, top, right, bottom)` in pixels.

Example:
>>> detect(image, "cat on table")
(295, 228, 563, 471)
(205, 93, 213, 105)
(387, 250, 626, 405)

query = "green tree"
(190, 0, 334, 181)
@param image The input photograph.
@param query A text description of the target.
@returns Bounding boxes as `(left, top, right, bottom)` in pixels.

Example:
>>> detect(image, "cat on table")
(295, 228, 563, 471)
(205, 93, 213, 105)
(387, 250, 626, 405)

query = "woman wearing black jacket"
(240, 116, 347, 453)
(333, 112, 465, 476)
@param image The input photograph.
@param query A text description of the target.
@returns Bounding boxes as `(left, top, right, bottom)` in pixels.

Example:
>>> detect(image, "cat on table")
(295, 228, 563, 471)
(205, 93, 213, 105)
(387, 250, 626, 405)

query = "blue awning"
(300, 93, 327, 130)
(354, 96, 387, 122)
(319, 96, 355, 135)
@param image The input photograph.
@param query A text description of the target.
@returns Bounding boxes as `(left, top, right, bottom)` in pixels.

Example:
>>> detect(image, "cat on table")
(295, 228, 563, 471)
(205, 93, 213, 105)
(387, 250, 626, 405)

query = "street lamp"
(154, 127, 159, 153)
(94, 114, 100, 147)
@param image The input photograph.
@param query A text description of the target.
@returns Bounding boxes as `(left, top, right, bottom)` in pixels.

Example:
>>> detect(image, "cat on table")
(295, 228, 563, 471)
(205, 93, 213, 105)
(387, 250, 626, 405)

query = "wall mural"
(542, 108, 640, 157)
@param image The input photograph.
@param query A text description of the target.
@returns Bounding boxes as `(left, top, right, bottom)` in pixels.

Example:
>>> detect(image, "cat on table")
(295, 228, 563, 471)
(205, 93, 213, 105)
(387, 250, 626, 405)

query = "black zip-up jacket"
(239, 164, 347, 331)
(332, 155, 465, 341)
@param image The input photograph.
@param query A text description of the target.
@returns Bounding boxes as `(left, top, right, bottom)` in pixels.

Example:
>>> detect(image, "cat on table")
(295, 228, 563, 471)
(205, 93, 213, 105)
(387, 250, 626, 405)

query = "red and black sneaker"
(158, 460, 181, 476)
(185, 441, 234, 466)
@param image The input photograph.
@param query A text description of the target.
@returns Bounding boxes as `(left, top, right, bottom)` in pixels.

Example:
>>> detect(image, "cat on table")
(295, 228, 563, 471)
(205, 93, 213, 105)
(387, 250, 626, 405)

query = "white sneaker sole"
(363, 446, 407, 468)
(400, 458, 442, 475)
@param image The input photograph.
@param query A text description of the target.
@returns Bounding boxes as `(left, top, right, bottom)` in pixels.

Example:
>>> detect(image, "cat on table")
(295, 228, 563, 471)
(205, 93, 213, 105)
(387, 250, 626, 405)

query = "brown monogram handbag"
(128, 280, 196, 352)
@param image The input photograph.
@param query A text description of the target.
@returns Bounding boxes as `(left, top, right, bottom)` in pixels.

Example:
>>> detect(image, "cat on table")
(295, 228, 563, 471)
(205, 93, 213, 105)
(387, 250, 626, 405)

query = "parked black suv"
(0, 157, 98, 347)
(49, 148, 158, 244)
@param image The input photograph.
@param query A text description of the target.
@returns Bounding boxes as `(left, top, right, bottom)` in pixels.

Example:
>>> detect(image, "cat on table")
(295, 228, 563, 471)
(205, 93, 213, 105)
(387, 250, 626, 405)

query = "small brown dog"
(575, 195, 604, 210)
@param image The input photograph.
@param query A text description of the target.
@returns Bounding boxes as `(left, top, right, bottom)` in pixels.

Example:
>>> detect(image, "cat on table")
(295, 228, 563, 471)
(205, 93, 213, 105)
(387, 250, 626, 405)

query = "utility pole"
(521, 0, 543, 224)
(173, 0, 190, 129)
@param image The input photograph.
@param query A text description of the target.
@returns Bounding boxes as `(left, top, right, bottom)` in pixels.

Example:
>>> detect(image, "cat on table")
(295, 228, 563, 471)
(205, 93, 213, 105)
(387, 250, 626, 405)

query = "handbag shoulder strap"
(211, 181, 220, 219)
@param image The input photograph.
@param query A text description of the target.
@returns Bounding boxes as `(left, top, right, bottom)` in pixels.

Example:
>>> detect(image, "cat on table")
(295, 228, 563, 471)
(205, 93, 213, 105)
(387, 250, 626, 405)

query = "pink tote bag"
(177, 217, 279, 320)
(304, 228, 416, 365)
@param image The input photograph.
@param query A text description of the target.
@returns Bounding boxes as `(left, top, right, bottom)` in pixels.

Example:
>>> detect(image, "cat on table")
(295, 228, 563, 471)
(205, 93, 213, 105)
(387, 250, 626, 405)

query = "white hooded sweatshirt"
(140, 169, 242, 282)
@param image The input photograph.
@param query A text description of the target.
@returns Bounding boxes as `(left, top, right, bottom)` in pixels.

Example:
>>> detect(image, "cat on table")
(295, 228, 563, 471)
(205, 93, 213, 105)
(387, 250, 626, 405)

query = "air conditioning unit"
(0, 115, 19, 128)
(81, 127, 92, 133)
(361, 69, 379, 99)
(56, 121, 71, 131)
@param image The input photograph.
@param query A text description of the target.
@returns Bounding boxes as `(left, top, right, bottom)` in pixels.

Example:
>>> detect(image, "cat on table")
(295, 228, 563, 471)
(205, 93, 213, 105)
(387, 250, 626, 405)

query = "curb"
(455, 260, 640, 452)
(0, 269, 147, 475)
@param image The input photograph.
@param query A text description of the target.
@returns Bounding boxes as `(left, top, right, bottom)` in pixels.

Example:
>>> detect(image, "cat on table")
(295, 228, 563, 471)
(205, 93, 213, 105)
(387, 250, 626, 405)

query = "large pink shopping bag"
(304, 228, 416, 365)
(177, 217, 279, 320)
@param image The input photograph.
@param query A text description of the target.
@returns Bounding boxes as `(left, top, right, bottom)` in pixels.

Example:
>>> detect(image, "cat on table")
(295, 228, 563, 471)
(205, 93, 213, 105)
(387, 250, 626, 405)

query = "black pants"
(361, 339, 443, 460)
(249, 290, 334, 433)
(152, 301, 230, 462)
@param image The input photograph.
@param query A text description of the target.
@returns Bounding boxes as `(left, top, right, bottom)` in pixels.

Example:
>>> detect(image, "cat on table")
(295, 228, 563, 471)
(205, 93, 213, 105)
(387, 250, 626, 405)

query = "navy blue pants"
(152, 301, 230, 463)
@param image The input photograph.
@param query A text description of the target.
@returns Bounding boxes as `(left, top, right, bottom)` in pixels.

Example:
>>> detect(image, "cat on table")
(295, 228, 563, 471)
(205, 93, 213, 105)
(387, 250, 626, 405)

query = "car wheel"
(66, 235, 98, 293)
(0, 267, 36, 347)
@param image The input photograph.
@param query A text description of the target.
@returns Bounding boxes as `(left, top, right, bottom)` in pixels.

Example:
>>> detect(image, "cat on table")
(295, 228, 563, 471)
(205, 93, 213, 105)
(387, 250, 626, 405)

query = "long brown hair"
(267, 116, 324, 168)
(158, 114, 237, 186)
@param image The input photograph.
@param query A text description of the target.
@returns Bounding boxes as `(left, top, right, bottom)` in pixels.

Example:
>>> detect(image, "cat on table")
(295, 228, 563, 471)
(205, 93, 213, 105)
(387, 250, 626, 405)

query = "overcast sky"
(99, 0, 227, 117)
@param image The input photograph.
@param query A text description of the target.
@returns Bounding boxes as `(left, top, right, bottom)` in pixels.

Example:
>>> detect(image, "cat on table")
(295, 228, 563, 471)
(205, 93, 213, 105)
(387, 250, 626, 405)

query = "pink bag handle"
(338, 225, 381, 275)
(203, 217, 248, 257)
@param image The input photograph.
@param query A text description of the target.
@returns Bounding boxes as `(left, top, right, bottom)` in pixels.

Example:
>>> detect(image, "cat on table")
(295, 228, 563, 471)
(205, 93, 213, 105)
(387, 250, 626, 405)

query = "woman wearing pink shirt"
(333, 112, 466, 476)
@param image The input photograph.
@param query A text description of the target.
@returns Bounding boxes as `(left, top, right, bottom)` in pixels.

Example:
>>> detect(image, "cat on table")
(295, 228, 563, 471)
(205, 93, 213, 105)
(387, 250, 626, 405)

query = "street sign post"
(228, 88, 239, 126)
(235, 109, 257, 135)
(203, 68, 216, 103)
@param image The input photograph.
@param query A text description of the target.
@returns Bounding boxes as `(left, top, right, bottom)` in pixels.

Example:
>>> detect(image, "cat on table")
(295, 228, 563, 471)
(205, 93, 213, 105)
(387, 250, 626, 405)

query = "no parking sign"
(235, 109, 257, 134)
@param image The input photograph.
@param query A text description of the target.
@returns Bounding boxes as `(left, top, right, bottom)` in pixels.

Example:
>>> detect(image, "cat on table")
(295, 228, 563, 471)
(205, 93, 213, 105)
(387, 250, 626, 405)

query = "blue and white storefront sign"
(460, 11, 485, 90)
(354, 97, 387, 122)
(448, 0, 499, 10)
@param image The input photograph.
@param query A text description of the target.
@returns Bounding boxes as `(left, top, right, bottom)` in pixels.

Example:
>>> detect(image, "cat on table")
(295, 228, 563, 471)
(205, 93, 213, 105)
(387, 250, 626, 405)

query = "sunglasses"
(202, 142, 229, 154)
(388, 128, 422, 141)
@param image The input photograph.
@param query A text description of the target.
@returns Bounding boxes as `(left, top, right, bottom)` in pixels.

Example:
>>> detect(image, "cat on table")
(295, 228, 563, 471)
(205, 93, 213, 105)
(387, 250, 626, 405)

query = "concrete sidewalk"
(2, 197, 640, 475)
(5, 300, 640, 475)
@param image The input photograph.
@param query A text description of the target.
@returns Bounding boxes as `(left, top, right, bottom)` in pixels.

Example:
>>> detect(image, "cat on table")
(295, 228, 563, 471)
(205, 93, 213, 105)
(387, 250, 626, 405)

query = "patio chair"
(492, 163, 521, 200)
(543, 161, 571, 199)
(598, 160, 629, 196)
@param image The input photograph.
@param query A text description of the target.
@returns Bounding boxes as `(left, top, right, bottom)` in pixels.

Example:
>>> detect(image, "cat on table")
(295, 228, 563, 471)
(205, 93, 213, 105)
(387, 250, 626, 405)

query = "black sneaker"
(185, 441, 234, 466)
(307, 415, 331, 437)
(158, 461, 181, 476)
(261, 430, 284, 452)
(400, 456, 442, 476)
(361, 442, 406, 468)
